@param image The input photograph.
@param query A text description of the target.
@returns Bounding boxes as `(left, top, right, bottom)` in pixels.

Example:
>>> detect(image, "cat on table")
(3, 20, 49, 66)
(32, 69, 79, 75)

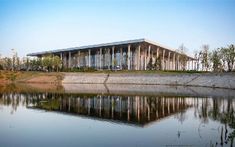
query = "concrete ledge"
(62, 73, 108, 84)
(62, 73, 235, 89)
(63, 84, 235, 98)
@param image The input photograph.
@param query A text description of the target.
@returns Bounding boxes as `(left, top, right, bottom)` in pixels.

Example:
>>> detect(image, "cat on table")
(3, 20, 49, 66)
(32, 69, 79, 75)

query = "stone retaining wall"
(63, 84, 235, 98)
(62, 73, 235, 89)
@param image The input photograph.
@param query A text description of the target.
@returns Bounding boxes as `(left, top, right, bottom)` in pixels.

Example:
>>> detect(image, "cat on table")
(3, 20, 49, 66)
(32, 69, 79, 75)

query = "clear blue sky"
(0, 0, 235, 57)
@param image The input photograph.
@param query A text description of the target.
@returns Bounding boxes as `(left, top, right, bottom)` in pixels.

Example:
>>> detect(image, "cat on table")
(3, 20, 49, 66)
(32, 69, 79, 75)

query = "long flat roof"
(27, 38, 194, 59)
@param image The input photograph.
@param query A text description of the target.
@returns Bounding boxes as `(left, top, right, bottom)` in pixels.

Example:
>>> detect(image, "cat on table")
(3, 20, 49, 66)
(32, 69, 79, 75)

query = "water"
(0, 84, 235, 147)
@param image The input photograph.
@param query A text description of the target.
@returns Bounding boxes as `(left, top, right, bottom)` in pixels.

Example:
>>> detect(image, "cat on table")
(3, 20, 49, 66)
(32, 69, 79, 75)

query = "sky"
(0, 0, 235, 57)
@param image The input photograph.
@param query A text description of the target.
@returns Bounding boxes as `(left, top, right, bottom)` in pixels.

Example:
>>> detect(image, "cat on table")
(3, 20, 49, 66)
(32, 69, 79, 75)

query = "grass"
(88, 69, 210, 74)
(0, 69, 233, 84)
(61, 66, 210, 74)
(0, 70, 63, 83)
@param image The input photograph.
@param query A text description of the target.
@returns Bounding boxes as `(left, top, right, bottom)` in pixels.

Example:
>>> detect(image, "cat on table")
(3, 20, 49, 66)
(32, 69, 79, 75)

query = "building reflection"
(35, 95, 193, 126)
(1, 92, 235, 146)
(0, 93, 192, 126)
(0, 93, 235, 126)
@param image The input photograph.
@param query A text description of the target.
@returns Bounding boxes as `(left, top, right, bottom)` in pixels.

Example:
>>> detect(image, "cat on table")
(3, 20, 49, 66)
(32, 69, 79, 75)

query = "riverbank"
(1, 83, 235, 99)
(63, 72, 235, 89)
(0, 70, 63, 84)
(1, 70, 235, 89)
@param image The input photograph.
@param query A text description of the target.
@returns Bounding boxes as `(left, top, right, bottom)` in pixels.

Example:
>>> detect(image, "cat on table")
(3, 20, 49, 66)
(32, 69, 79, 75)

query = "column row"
(58, 45, 195, 70)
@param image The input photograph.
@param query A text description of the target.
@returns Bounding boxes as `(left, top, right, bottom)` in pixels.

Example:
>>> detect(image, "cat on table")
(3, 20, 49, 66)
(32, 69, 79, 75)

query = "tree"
(41, 55, 62, 72)
(228, 44, 235, 71)
(52, 56, 62, 72)
(42, 55, 53, 72)
(29, 58, 42, 71)
(9, 49, 20, 71)
(147, 57, 153, 70)
(219, 45, 235, 72)
(178, 44, 188, 71)
(1, 57, 12, 70)
(154, 57, 162, 70)
(209, 49, 222, 72)
(113, 58, 117, 71)
(194, 51, 200, 71)
(199, 45, 210, 71)
(219, 47, 227, 71)
(226, 44, 235, 71)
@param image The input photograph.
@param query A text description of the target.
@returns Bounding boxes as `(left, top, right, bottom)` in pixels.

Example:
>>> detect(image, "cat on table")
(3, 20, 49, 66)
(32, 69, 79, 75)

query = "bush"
(62, 67, 97, 72)
(6, 73, 17, 81)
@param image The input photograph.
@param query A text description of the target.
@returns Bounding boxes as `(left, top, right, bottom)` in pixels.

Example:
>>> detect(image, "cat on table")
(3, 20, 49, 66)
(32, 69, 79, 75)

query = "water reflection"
(1, 87, 235, 146)
(0, 93, 193, 126)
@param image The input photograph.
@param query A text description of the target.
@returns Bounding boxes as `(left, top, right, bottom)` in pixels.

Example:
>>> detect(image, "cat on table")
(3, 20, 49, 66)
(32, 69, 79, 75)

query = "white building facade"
(27, 38, 195, 70)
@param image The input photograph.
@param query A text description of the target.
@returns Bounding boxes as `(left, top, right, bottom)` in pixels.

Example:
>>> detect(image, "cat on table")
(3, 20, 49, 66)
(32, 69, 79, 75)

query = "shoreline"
(1, 83, 235, 98)
(62, 72, 235, 90)
(1, 71, 235, 90)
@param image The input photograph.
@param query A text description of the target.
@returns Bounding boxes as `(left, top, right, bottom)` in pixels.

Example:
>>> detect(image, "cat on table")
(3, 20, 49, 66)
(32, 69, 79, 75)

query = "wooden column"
(64, 53, 67, 68)
(168, 52, 171, 70)
(177, 55, 180, 70)
(191, 59, 193, 70)
(77, 51, 80, 67)
(191, 60, 194, 70)
(128, 45, 131, 70)
(68, 51, 71, 68)
(99, 48, 102, 69)
(162, 50, 165, 70)
(173, 53, 176, 70)
(88, 49, 91, 67)
(60, 53, 63, 61)
(108, 48, 111, 70)
(144, 48, 147, 70)
(120, 48, 123, 70)
(112, 46, 115, 69)
(156, 47, 159, 59)
(137, 45, 141, 70)
(60, 53, 63, 67)
(148, 45, 151, 64)
(188, 59, 191, 70)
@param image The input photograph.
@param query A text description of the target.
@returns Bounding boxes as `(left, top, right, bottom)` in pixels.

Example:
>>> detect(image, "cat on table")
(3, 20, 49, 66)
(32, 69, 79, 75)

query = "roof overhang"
(27, 38, 195, 60)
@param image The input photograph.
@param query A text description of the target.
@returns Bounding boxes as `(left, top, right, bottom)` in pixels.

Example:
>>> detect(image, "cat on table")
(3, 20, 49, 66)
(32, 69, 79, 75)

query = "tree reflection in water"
(0, 92, 235, 146)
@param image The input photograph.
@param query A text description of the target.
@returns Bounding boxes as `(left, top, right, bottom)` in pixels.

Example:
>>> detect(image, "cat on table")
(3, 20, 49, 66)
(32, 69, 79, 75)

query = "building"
(27, 38, 195, 70)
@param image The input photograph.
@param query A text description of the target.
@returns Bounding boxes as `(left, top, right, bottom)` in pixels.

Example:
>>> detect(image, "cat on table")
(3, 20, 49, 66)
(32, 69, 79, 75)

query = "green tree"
(209, 49, 222, 72)
(25, 57, 30, 70)
(147, 57, 153, 70)
(178, 44, 188, 71)
(154, 57, 162, 70)
(219, 47, 227, 71)
(42, 55, 53, 72)
(29, 58, 42, 71)
(226, 44, 235, 71)
(194, 51, 200, 71)
(2, 57, 12, 70)
(199, 45, 210, 71)
(42, 55, 61, 72)
(219, 45, 235, 72)
(52, 56, 62, 72)
(113, 58, 117, 71)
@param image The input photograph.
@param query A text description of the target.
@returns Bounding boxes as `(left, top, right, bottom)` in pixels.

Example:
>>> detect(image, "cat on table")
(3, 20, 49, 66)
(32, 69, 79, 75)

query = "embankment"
(1, 71, 235, 90)
(63, 84, 235, 98)
(0, 71, 63, 84)
(62, 72, 235, 89)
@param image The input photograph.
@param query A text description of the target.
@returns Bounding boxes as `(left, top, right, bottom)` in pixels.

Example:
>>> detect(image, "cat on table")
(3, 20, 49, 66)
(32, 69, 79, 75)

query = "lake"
(0, 84, 235, 147)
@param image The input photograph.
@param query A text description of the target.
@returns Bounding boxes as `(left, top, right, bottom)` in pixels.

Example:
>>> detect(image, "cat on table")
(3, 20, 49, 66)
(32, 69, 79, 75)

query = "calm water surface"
(0, 85, 235, 147)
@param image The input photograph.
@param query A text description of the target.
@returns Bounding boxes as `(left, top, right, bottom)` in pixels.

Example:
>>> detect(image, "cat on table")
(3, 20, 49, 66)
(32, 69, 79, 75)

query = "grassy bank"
(0, 70, 234, 84)
(0, 70, 63, 84)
